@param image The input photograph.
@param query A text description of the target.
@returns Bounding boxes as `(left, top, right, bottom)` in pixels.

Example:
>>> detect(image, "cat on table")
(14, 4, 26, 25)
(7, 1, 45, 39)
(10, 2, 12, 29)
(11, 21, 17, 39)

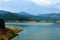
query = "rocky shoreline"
(0, 26, 23, 40)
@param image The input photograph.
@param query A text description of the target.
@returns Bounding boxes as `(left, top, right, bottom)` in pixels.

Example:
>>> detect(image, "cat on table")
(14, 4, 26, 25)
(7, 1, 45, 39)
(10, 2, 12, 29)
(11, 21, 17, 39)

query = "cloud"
(0, 0, 11, 3)
(32, 0, 52, 6)
(4, 0, 8, 2)
(0, 0, 60, 14)
(25, 0, 60, 8)
(25, 0, 52, 6)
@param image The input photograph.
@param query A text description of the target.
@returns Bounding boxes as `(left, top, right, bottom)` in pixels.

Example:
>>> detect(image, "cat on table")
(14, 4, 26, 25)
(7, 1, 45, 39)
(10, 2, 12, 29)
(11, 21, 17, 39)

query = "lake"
(5, 22, 60, 40)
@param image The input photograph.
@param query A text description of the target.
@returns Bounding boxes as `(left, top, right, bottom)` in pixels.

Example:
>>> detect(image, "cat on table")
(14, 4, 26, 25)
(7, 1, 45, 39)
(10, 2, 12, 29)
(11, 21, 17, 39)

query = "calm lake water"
(5, 22, 60, 40)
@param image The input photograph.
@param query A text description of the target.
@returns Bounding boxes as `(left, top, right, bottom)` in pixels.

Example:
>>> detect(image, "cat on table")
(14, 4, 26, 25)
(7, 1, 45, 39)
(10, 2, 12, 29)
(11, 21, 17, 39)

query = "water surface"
(5, 22, 60, 40)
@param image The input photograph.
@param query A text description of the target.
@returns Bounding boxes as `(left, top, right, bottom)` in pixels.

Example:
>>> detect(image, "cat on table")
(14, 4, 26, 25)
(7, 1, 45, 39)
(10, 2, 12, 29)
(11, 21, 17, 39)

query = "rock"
(0, 26, 23, 40)
(6, 26, 23, 33)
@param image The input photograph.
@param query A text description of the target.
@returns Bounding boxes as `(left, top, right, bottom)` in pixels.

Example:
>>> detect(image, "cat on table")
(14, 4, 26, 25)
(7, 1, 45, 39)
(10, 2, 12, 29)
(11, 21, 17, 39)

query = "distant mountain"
(18, 12, 31, 16)
(0, 10, 60, 22)
(18, 11, 40, 21)
(0, 10, 27, 21)
(38, 13, 60, 17)
(0, 10, 39, 21)
(37, 13, 60, 20)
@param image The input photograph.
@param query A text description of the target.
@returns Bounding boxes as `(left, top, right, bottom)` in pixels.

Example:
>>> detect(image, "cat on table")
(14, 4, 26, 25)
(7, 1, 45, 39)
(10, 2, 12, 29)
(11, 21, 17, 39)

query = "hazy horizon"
(0, 0, 60, 15)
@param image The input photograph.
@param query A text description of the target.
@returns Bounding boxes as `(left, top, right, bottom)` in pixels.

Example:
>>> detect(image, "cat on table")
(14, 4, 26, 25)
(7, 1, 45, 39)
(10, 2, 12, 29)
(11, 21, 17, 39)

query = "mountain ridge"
(0, 10, 60, 22)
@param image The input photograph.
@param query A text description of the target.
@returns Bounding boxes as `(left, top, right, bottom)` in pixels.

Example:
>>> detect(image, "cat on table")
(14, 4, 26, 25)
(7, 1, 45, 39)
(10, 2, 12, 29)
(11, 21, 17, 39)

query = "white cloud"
(25, 0, 60, 8)
(0, 0, 10, 2)
(26, 0, 52, 7)
(4, 0, 8, 2)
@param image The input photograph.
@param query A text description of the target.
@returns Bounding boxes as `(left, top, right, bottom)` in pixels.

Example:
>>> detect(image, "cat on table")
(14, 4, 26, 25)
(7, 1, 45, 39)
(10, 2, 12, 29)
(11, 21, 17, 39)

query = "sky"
(0, 0, 60, 15)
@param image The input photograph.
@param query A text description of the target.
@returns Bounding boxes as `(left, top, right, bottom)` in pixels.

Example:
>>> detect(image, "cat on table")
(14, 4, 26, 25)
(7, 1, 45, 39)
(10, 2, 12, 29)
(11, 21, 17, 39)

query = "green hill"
(0, 10, 60, 22)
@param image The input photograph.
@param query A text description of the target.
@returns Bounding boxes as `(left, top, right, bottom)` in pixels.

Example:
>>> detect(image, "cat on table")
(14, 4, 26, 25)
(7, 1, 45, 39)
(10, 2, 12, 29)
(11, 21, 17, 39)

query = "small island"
(0, 18, 23, 40)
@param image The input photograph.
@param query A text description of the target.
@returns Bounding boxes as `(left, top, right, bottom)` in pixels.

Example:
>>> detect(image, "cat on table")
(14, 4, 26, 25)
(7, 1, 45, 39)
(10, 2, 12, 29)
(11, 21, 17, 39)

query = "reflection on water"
(5, 22, 60, 40)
